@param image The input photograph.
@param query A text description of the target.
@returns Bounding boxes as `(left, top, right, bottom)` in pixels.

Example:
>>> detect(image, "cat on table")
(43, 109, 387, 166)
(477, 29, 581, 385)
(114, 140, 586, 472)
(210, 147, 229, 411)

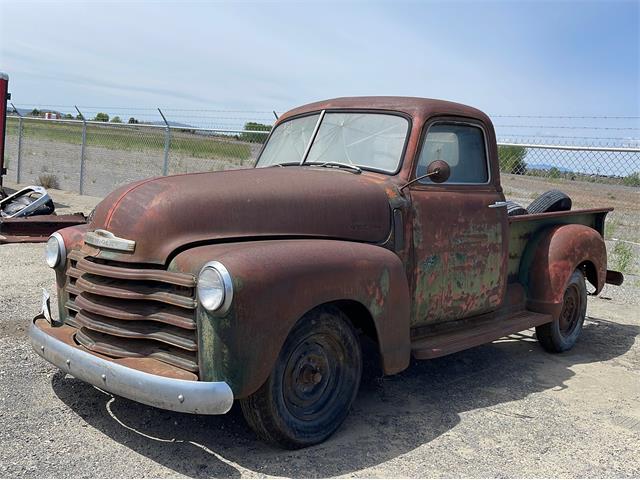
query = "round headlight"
(197, 262, 233, 313)
(45, 233, 66, 268)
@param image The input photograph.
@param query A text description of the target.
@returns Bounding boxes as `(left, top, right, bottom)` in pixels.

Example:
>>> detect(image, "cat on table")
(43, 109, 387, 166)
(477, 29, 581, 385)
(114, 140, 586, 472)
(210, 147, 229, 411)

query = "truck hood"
(88, 167, 393, 264)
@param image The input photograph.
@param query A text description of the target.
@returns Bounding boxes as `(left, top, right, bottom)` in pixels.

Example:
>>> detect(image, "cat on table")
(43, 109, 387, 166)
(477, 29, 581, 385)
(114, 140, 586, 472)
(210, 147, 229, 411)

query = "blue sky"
(0, 0, 638, 120)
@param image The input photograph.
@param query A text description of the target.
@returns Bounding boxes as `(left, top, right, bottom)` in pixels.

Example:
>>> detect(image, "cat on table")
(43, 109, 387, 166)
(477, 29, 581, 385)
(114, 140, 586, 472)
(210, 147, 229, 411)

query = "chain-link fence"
(5, 110, 639, 195)
(498, 143, 639, 185)
(3, 115, 269, 197)
(3, 106, 640, 301)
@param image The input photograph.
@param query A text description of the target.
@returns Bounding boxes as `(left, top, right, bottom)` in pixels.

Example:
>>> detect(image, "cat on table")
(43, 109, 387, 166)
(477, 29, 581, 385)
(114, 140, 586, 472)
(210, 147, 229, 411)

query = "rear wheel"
(240, 306, 362, 449)
(536, 269, 587, 352)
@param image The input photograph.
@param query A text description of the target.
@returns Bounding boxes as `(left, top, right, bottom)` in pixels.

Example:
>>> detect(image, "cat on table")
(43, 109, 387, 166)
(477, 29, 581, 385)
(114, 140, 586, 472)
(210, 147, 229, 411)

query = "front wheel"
(536, 269, 587, 353)
(240, 306, 362, 449)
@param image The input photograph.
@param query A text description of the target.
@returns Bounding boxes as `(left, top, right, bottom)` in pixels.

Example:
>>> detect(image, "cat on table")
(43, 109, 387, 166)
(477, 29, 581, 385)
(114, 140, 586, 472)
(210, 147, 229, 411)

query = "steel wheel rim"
(559, 284, 582, 337)
(282, 333, 346, 422)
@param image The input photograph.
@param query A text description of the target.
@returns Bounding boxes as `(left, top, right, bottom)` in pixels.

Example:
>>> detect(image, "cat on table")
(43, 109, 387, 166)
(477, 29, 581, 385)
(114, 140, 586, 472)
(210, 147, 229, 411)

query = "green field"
(6, 117, 254, 161)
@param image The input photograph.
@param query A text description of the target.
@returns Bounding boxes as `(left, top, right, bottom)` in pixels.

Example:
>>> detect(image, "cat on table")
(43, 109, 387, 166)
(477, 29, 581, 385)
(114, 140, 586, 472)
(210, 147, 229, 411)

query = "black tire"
(506, 200, 528, 216)
(240, 306, 362, 449)
(536, 269, 587, 353)
(527, 189, 572, 214)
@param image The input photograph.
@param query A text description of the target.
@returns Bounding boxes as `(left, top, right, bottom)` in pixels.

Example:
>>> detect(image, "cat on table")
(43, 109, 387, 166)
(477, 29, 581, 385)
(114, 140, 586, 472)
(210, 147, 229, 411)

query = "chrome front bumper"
(30, 290, 234, 415)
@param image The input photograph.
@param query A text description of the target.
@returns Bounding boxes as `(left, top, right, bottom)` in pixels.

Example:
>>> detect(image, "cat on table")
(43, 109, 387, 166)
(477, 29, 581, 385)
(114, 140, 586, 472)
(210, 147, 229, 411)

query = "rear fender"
(170, 239, 411, 398)
(519, 224, 606, 318)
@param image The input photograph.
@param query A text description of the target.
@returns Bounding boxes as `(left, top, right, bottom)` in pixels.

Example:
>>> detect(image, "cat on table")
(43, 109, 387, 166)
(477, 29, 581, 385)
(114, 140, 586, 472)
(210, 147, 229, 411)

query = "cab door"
(409, 120, 508, 328)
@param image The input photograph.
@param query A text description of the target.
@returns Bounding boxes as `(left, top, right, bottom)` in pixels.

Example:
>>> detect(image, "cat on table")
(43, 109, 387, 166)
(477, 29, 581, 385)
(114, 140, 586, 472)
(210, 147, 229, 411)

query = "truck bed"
(506, 207, 612, 283)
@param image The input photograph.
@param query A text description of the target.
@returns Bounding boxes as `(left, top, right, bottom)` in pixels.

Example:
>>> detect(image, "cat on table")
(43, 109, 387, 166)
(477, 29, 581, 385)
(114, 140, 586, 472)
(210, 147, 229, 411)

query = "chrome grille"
(64, 250, 199, 374)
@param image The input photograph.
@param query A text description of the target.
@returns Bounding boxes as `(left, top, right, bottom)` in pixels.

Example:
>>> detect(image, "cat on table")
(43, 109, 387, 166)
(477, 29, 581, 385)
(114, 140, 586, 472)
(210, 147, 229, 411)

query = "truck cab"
(31, 97, 621, 449)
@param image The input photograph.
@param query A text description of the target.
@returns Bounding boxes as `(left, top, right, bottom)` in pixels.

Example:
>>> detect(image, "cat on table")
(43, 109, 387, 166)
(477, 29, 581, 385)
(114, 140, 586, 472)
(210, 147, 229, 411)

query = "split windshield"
(256, 112, 409, 173)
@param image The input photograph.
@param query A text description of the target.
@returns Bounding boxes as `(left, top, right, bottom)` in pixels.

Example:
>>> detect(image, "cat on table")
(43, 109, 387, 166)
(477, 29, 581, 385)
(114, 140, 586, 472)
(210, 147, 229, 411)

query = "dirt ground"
(3, 135, 257, 198)
(0, 180, 639, 478)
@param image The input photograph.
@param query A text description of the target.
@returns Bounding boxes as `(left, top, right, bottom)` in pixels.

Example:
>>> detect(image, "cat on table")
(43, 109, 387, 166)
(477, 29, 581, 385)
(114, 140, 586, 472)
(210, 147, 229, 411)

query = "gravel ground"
(0, 182, 639, 478)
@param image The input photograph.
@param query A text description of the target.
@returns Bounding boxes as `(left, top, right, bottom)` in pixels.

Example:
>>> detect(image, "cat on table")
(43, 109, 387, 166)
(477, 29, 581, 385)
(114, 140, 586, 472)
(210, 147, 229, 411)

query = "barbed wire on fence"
(12, 104, 640, 119)
(490, 115, 640, 119)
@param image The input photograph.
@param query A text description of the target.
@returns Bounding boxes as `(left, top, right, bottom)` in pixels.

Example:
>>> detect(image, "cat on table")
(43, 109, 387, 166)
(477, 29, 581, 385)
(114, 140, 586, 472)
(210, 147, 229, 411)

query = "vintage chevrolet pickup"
(31, 97, 623, 448)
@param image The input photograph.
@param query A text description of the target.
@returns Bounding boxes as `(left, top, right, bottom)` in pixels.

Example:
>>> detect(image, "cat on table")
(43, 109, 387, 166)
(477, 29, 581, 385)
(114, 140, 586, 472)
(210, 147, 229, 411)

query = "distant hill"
(8, 107, 49, 117)
(11, 108, 32, 116)
(149, 120, 194, 128)
(527, 163, 572, 173)
(7, 107, 70, 117)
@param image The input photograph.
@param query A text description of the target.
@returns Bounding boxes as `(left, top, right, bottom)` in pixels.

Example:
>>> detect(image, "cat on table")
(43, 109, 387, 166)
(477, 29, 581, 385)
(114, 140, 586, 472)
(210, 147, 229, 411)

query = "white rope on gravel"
(97, 387, 259, 476)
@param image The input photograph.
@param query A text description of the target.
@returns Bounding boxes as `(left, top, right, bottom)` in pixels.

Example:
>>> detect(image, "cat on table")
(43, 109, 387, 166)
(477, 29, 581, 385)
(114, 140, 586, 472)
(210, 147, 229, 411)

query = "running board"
(411, 310, 553, 360)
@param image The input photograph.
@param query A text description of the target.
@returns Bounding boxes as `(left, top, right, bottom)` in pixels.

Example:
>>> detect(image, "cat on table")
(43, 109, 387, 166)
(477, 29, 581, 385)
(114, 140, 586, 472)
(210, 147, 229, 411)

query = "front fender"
(170, 239, 411, 398)
(519, 224, 606, 318)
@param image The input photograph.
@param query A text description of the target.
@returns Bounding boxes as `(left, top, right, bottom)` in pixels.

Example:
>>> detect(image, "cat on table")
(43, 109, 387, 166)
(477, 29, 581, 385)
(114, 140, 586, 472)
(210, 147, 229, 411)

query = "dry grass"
(37, 173, 59, 189)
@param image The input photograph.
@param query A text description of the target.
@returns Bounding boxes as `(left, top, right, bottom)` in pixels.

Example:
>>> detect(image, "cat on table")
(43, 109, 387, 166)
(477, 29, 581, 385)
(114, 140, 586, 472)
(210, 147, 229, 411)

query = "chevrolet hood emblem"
(84, 229, 136, 252)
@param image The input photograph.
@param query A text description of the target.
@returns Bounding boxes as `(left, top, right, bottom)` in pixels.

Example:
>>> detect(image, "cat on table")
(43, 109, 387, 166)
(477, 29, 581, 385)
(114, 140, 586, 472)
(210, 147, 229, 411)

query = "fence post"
(158, 108, 171, 176)
(10, 103, 23, 184)
(75, 106, 87, 195)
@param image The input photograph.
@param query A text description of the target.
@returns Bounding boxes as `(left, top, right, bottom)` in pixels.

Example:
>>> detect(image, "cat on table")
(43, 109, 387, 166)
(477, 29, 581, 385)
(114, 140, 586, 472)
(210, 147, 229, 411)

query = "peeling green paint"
(507, 212, 601, 281)
(380, 268, 390, 297)
(413, 219, 503, 326)
(368, 267, 390, 319)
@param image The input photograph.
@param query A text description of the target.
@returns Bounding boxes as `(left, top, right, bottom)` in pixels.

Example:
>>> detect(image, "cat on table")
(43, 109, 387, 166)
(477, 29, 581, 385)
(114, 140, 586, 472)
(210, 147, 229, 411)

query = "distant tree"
(94, 112, 109, 122)
(623, 172, 640, 187)
(548, 167, 561, 179)
(498, 145, 527, 175)
(63, 113, 74, 119)
(128, 117, 139, 124)
(111, 116, 122, 123)
(75, 114, 84, 120)
(239, 122, 272, 143)
(31, 108, 41, 116)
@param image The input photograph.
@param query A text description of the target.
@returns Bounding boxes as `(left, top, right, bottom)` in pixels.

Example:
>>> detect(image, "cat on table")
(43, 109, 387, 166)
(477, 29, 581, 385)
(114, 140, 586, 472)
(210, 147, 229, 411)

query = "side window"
(417, 123, 488, 184)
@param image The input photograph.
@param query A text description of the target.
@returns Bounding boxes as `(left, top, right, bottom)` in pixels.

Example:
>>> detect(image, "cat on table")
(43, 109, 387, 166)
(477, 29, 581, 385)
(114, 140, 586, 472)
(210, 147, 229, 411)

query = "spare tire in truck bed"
(507, 200, 529, 217)
(527, 190, 572, 214)
(506, 201, 528, 216)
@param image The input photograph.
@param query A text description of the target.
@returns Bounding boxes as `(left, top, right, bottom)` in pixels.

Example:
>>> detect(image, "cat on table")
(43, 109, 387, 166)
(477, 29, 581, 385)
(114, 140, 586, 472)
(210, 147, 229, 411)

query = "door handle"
(488, 201, 508, 208)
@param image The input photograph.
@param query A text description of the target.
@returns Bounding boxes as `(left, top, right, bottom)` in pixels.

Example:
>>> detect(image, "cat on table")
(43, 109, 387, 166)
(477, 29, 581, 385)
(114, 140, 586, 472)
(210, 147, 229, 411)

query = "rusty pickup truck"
(31, 97, 623, 449)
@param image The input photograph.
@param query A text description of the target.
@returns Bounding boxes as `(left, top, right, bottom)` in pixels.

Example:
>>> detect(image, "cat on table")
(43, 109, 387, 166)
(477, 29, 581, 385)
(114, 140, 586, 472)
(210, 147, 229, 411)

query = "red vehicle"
(31, 97, 622, 448)
(0, 72, 10, 191)
(0, 72, 86, 242)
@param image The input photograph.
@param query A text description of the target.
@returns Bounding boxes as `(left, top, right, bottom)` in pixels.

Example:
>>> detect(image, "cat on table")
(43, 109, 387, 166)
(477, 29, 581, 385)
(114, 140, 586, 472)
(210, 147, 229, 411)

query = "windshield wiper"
(270, 162, 301, 168)
(270, 161, 362, 174)
(306, 162, 362, 174)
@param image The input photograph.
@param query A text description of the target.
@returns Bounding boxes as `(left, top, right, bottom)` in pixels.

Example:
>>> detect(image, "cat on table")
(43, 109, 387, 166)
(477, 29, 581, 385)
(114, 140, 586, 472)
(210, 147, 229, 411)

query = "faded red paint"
(0, 214, 86, 244)
(89, 168, 394, 265)
(35, 96, 619, 401)
(170, 239, 410, 397)
(0, 72, 7, 191)
(524, 224, 607, 318)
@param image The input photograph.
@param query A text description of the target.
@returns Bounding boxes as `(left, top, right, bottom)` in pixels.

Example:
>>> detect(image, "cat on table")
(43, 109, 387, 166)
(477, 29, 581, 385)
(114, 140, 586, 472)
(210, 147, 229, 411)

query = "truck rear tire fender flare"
(519, 224, 606, 317)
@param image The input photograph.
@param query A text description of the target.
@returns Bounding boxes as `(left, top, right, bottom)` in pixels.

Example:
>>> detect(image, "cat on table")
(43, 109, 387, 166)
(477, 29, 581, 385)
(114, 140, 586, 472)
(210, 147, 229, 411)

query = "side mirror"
(399, 159, 452, 192)
(425, 160, 450, 183)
